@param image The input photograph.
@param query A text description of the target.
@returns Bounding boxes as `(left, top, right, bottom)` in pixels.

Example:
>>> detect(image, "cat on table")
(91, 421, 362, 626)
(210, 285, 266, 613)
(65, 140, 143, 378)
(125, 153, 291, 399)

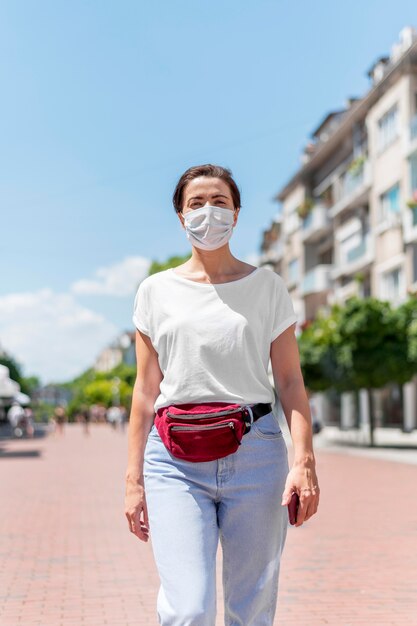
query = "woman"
(125, 164, 320, 626)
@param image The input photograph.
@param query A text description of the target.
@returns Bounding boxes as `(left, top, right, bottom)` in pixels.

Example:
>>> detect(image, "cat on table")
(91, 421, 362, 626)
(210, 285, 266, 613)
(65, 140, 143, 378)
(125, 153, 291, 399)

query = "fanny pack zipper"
(170, 421, 241, 444)
(166, 406, 245, 420)
(171, 421, 235, 431)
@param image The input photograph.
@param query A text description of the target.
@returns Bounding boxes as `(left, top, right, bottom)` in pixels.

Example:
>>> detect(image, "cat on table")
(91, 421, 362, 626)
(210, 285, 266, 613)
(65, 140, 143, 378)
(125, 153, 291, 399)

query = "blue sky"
(1, 0, 416, 383)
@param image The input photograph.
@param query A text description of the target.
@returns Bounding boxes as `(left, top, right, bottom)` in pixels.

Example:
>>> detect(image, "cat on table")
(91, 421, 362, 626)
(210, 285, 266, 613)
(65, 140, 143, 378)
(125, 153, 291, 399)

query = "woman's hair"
(172, 164, 241, 213)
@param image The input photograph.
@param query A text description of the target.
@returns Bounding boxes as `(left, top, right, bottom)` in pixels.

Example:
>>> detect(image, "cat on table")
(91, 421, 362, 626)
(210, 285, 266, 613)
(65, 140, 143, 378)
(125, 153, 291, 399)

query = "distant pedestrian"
(107, 405, 122, 430)
(119, 405, 127, 432)
(80, 404, 91, 436)
(24, 407, 35, 438)
(52, 405, 67, 435)
(7, 401, 26, 437)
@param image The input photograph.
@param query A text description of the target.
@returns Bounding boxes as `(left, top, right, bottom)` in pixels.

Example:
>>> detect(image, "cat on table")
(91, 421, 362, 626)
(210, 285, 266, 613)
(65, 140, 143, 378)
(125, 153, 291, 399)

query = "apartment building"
(261, 26, 417, 432)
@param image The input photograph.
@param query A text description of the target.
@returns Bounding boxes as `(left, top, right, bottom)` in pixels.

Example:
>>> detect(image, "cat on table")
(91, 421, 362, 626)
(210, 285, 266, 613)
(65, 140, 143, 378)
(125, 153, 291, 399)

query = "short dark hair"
(172, 164, 241, 213)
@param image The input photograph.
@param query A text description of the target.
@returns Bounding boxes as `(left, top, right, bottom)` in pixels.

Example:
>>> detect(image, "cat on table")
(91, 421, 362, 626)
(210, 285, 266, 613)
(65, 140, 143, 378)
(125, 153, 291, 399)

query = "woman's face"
(179, 177, 239, 226)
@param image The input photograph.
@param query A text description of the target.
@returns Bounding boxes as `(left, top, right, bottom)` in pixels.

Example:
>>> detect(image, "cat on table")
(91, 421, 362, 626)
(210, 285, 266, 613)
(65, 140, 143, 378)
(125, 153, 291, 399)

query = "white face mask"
(182, 205, 236, 251)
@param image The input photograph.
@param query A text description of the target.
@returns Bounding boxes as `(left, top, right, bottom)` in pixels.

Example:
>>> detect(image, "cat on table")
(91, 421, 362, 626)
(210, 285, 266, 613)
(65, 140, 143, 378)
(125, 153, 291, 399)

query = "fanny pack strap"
(242, 402, 273, 428)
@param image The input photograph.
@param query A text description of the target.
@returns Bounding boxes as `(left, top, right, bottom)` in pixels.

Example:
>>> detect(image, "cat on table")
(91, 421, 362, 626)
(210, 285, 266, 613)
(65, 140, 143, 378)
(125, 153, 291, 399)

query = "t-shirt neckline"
(168, 266, 261, 286)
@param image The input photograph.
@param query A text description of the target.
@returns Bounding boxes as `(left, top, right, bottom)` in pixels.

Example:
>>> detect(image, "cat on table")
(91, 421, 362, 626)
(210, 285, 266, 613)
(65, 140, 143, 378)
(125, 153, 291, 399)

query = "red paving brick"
(0, 423, 416, 626)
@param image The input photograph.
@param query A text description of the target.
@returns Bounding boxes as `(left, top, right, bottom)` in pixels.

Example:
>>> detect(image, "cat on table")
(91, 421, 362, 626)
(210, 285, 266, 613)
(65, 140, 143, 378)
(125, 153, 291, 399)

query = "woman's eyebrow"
(187, 193, 229, 204)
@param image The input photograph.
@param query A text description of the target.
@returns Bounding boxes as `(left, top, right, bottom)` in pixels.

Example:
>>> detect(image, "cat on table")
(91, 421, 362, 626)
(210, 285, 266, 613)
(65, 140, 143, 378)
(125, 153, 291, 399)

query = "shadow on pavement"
(0, 423, 50, 441)
(0, 446, 42, 459)
(322, 439, 417, 450)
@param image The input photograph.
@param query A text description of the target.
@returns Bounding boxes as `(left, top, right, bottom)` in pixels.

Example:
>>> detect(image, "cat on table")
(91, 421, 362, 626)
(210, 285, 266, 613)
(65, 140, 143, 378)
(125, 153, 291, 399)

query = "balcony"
(260, 238, 284, 264)
(300, 264, 332, 296)
(329, 160, 371, 218)
(331, 232, 374, 279)
(329, 280, 361, 305)
(301, 204, 331, 243)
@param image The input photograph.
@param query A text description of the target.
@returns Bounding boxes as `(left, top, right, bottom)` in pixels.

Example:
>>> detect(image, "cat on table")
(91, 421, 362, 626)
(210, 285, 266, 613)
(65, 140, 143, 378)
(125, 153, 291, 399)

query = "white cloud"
(0, 288, 118, 384)
(71, 256, 151, 296)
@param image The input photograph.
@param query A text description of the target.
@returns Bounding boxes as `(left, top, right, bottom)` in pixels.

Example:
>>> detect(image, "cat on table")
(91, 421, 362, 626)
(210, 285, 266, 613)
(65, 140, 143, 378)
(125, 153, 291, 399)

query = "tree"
(148, 253, 192, 275)
(299, 297, 415, 447)
(0, 355, 40, 396)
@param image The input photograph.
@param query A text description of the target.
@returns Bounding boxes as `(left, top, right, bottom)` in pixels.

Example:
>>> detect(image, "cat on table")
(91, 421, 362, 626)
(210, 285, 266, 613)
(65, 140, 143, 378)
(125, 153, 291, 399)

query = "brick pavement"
(0, 423, 416, 626)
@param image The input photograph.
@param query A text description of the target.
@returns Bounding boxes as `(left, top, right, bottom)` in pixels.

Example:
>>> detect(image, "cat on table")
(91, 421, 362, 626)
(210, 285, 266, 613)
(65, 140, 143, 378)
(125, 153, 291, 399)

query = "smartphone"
(288, 491, 300, 525)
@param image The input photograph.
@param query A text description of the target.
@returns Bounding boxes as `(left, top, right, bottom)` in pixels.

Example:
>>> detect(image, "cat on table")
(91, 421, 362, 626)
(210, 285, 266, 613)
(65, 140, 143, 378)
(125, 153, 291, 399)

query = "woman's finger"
(302, 491, 320, 522)
(125, 510, 149, 540)
(303, 501, 316, 521)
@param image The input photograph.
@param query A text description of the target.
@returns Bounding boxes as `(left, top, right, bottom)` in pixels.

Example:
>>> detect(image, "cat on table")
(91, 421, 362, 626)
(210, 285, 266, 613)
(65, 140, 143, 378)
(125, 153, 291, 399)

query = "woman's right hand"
(124, 478, 150, 542)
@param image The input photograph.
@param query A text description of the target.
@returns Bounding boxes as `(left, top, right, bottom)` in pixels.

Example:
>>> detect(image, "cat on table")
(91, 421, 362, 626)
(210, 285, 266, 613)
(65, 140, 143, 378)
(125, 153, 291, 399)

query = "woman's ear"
(177, 211, 185, 229)
(233, 207, 240, 226)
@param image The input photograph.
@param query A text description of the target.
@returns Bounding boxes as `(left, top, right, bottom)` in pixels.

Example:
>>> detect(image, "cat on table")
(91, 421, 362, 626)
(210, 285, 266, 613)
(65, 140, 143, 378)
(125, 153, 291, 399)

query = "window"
(380, 267, 403, 302)
(377, 105, 399, 152)
(379, 183, 400, 220)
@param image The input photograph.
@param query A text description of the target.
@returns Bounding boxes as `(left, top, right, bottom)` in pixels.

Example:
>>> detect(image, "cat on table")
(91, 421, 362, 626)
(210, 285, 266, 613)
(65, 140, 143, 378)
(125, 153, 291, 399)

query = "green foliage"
(396, 295, 417, 368)
(347, 154, 365, 176)
(149, 253, 192, 275)
(0, 356, 40, 395)
(110, 363, 136, 388)
(335, 297, 412, 390)
(0, 355, 23, 387)
(298, 306, 343, 392)
(64, 364, 135, 417)
(299, 296, 415, 393)
(32, 401, 56, 423)
(296, 197, 314, 219)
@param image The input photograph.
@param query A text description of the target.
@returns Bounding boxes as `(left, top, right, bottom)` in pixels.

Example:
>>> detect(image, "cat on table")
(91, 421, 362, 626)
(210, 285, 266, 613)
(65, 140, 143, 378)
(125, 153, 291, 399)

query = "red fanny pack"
(154, 402, 252, 462)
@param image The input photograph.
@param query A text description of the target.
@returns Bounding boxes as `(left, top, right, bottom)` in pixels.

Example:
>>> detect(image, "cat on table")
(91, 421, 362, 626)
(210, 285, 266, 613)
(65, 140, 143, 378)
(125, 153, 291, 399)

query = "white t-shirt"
(132, 266, 297, 413)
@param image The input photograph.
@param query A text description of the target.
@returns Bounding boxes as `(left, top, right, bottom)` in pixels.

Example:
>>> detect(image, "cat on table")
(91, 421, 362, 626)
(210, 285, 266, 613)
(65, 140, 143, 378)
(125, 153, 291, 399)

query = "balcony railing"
(337, 232, 372, 272)
(346, 238, 367, 262)
(300, 265, 332, 296)
(330, 160, 371, 218)
(338, 161, 367, 199)
(301, 204, 331, 242)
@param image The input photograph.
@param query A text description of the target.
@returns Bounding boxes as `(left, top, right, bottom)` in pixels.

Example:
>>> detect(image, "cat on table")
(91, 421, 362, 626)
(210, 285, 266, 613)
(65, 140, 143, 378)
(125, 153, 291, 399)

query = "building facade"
(261, 26, 417, 432)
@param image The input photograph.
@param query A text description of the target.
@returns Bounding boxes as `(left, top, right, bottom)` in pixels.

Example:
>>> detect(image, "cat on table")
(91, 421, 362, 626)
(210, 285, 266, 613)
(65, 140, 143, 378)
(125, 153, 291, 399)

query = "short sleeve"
(132, 280, 150, 337)
(271, 274, 297, 341)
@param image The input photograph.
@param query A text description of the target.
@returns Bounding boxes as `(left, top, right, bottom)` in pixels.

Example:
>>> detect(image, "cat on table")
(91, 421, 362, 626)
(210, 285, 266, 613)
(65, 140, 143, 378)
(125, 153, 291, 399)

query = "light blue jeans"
(143, 408, 290, 626)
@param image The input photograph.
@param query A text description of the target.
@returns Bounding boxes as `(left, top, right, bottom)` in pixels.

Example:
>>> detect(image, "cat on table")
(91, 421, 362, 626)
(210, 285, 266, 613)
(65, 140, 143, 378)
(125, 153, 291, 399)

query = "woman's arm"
(270, 323, 320, 526)
(125, 329, 163, 541)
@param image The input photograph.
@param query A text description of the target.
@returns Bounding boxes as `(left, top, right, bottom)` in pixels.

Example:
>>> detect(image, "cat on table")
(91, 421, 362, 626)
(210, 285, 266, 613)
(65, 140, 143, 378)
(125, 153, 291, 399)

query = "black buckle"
(241, 407, 253, 434)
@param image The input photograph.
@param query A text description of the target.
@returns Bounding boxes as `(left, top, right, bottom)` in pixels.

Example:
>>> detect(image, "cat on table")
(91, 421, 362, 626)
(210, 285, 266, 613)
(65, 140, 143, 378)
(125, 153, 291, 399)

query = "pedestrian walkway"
(311, 425, 417, 466)
(0, 423, 416, 625)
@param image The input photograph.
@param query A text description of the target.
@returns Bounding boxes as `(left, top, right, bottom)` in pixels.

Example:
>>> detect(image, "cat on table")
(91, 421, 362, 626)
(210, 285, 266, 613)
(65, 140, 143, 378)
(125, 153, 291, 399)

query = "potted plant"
(348, 154, 365, 177)
(296, 197, 314, 219)
(406, 190, 417, 209)
(320, 187, 333, 208)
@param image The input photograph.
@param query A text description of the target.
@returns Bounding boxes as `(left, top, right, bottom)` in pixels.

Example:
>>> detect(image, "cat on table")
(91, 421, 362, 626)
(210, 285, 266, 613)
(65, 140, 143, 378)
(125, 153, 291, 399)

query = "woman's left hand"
(281, 462, 320, 527)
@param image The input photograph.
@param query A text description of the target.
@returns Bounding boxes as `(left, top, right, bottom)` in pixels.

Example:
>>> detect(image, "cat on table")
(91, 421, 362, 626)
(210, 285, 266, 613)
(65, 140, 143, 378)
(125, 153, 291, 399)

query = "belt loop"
(245, 404, 254, 425)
